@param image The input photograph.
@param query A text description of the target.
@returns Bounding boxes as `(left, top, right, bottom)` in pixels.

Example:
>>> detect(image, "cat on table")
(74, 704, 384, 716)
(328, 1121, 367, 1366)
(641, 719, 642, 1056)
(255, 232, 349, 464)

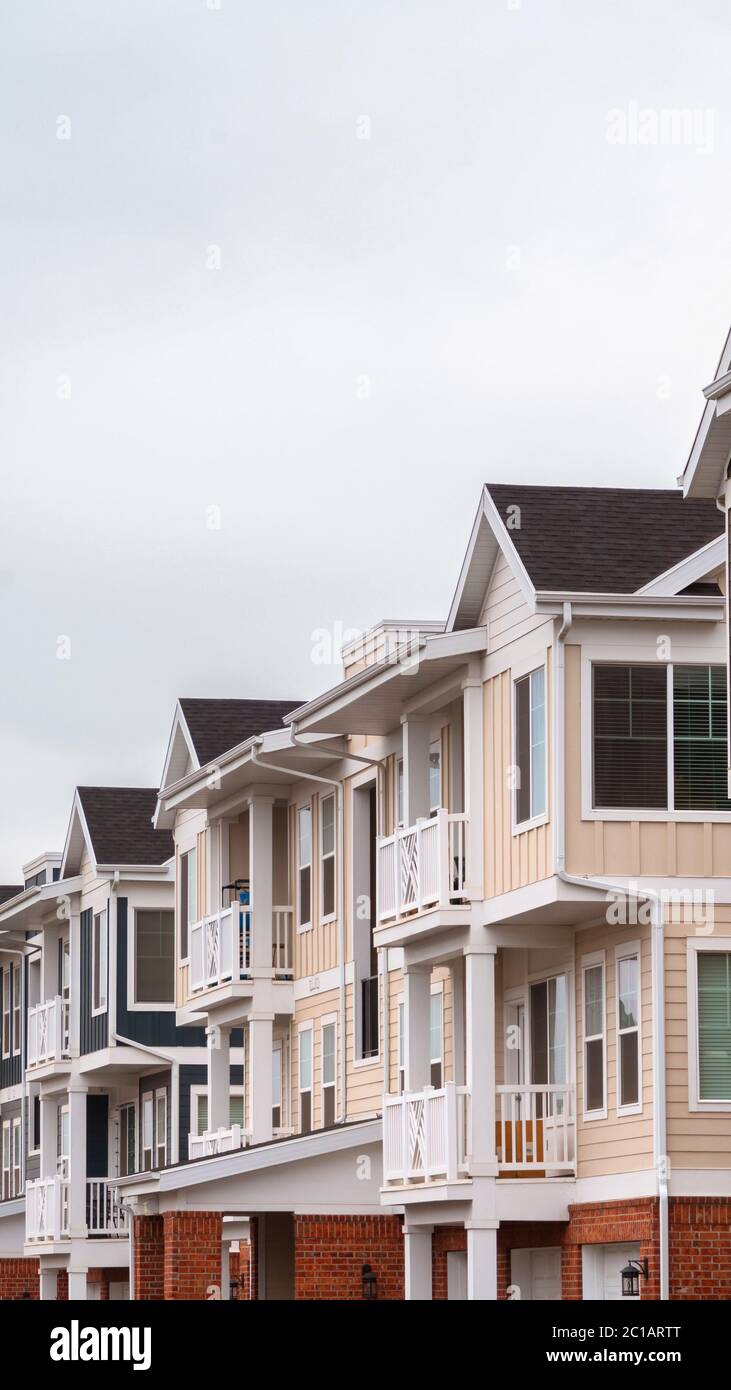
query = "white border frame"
(614, 939, 642, 1117)
(127, 906, 176, 1013)
(118, 1099, 138, 1178)
(687, 936, 731, 1112)
(319, 793, 336, 926)
(297, 1020, 314, 1133)
(582, 949, 607, 1121)
(91, 906, 108, 1017)
(512, 664, 549, 835)
(430, 980, 444, 1087)
(319, 1013, 337, 1126)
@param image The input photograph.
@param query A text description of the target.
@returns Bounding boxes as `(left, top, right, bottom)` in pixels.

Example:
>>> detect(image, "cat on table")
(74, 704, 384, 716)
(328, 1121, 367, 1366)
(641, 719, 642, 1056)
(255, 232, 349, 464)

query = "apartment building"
(3, 326, 731, 1300)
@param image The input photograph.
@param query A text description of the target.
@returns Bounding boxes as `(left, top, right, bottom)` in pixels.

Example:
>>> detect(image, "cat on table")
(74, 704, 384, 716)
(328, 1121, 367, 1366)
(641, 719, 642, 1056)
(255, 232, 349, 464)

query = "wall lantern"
(361, 1264, 378, 1300)
(620, 1258, 649, 1297)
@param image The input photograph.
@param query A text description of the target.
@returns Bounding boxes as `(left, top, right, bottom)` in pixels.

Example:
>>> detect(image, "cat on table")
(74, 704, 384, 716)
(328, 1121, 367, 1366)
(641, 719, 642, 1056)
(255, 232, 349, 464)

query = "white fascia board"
(679, 324, 731, 495)
(635, 534, 725, 596)
(535, 592, 723, 622)
(445, 492, 490, 632)
(60, 790, 96, 880)
(154, 703, 200, 826)
(481, 487, 537, 610)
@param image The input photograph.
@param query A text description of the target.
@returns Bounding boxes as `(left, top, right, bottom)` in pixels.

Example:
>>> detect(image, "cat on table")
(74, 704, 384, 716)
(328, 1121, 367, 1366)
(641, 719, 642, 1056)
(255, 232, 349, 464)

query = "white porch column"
(466, 1225, 498, 1300)
(451, 955, 465, 1086)
(401, 716, 431, 824)
(465, 950, 497, 1173)
(39, 1267, 58, 1301)
(40, 1095, 57, 1179)
(404, 1225, 433, 1300)
(68, 1268, 88, 1301)
(248, 1014, 274, 1145)
(207, 1025, 231, 1131)
(67, 1083, 87, 1238)
(462, 671, 484, 899)
(404, 967, 431, 1092)
(249, 796, 274, 972)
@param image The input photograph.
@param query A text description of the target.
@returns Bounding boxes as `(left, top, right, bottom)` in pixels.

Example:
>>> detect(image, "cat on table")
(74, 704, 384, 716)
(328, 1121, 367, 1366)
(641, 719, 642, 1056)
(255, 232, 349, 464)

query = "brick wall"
(670, 1198, 731, 1301)
(133, 1214, 164, 1300)
(0, 1257, 39, 1300)
(294, 1215, 404, 1300)
(565, 1199, 660, 1300)
(163, 1211, 222, 1301)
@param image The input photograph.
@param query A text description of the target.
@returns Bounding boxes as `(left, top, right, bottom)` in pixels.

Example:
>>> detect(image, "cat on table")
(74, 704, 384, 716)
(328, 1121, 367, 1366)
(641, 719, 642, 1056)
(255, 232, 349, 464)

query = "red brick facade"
(0, 1257, 39, 1300)
(294, 1214, 404, 1300)
(669, 1198, 731, 1300)
(133, 1213, 165, 1300)
(163, 1211, 222, 1300)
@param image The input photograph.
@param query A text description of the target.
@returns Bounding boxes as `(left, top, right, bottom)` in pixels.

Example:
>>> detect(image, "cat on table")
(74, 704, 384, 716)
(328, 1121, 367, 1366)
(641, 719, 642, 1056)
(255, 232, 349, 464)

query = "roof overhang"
(287, 628, 488, 736)
(635, 533, 725, 597)
(680, 325, 731, 498)
(533, 591, 724, 622)
(446, 486, 536, 633)
(0, 876, 83, 932)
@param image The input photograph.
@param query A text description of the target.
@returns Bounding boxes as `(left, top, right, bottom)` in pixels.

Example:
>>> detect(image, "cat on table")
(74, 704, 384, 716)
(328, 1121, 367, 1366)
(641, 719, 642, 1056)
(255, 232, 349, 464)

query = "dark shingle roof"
(486, 484, 723, 594)
(77, 787, 173, 866)
(0, 885, 22, 905)
(179, 699, 303, 766)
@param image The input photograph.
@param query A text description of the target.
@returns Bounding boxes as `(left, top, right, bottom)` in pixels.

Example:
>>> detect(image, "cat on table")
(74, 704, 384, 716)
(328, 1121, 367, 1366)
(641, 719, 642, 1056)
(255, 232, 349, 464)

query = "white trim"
(636, 535, 725, 597)
(155, 1087, 168, 1168)
(430, 981, 444, 1087)
(319, 792, 336, 926)
(320, 1014, 337, 1126)
(91, 907, 108, 1017)
(512, 664, 548, 834)
(11, 959, 21, 1057)
(481, 487, 537, 610)
(296, 803, 312, 933)
(0, 966, 9, 1059)
(687, 936, 731, 1112)
(582, 950, 607, 1121)
(297, 1020, 314, 1133)
(614, 940, 642, 1117)
(127, 905, 176, 1013)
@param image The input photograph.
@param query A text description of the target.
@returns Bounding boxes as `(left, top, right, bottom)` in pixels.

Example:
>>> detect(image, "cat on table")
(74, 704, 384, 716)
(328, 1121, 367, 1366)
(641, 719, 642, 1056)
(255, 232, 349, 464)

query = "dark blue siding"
(86, 1095, 109, 1178)
(116, 899, 205, 1047)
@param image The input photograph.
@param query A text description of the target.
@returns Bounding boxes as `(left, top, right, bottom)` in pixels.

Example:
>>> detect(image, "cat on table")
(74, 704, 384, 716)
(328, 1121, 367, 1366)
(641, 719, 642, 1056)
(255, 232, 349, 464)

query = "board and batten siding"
(116, 898, 205, 1049)
(484, 656, 553, 899)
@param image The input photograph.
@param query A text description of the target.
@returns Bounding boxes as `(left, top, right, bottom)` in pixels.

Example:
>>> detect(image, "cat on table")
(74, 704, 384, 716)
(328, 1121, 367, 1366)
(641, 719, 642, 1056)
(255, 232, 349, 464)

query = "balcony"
(190, 903, 293, 995)
(383, 1083, 471, 1185)
(377, 810, 467, 927)
(26, 1176, 128, 1242)
(188, 1124, 250, 1160)
(382, 1082, 576, 1191)
(27, 997, 69, 1069)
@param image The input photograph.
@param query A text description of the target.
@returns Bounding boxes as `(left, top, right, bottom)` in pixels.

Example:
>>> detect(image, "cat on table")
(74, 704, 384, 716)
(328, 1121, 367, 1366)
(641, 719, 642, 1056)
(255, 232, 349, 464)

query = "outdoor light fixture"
(361, 1264, 378, 1300)
(620, 1258, 649, 1297)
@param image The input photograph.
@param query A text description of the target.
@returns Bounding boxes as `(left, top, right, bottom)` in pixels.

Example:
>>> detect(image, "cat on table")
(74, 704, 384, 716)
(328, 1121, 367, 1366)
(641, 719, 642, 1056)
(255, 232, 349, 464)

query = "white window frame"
(1, 1119, 10, 1199)
(155, 1088, 168, 1168)
(298, 1022, 313, 1132)
(512, 664, 548, 834)
(272, 1039, 285, 1132)
(297, 804, 312, 933)
(11, 961, 21, 1056)
(141, 1091, 154, 1171)
(319, 794, 336, 926)
(430, 983, 444, 1089)
(615, 940, 642, 1117)
(581, 648, 731, 822)
(127, 906, 176, 1012)
(687, 936, 731, 1112)
(582, 950, 607, 1120)
(92, 907, 108, 1016)
(320, 1015, 337, 1127)
(189, 1084, 245, 1136)
(1, 968, 10, 1058)
(28, 1085, 41, 1155)
(118, 1100, 138, 1177)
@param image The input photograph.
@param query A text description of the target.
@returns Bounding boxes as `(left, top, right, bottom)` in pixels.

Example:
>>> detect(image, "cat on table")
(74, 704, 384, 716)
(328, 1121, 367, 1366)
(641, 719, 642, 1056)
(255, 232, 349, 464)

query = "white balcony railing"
(383, 1083, 471, 1185)
(27, 996, 70, 1068)
(190, 903, 294, 993)
(496, 1084, 575, 1173)
(26, 1176, 128, 1241)
(377, 810, 467, 925)
(188, 1124, 250, 1160)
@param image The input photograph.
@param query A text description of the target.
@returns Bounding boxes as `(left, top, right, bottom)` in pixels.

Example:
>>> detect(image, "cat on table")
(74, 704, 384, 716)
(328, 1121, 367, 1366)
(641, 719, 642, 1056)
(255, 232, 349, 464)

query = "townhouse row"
(3, 326, 731, 1300)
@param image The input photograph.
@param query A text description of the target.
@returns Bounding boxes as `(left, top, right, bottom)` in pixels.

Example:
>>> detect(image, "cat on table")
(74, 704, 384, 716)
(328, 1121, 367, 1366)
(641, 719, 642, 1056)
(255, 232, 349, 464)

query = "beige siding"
(484, 656, 553, 898)
(666, 905, 731, 1169)
(481, 549, 548, 652)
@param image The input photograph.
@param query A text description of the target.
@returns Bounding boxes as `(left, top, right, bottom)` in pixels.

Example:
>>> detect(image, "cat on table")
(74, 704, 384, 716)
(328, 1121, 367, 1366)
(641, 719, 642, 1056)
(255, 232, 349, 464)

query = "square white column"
(401, 717, 431, 824)
(39, 1267, 58, 1301)
(466, 1225, 497, 1300)
(40, 1095, 58, 1179)
(404, 1225, 433, 1300)
(68, 1268, 88, 1301)
(207, 1024, 231, 1131)
(249, 797, 274, 972)
(248, 1015, 274, 1145)
(465, 950, 497, 1173)
(67, 1085, 88, 1238)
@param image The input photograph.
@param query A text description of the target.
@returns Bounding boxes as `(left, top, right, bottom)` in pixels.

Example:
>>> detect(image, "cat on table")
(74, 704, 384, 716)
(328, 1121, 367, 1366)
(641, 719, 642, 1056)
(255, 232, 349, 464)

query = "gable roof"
(75, 787, 173, 867)
(485, 484, 723, 594)
(681, 322, 731, 498)
(178, 698, 303, 767)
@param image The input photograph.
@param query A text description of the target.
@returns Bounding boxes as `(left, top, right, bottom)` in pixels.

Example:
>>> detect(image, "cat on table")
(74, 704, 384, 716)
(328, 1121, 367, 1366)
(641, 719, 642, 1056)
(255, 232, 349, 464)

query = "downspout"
(551, 603, 669, 1300)
(251, 740, 349, 1123)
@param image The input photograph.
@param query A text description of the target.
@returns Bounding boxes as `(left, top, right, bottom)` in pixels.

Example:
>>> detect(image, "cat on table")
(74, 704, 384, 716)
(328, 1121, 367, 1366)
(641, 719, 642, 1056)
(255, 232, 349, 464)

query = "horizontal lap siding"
(666, 905, 731, 1169)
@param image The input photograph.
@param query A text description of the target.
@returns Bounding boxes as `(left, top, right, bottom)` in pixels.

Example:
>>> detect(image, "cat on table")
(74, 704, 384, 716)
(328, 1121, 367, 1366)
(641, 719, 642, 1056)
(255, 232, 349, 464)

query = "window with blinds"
(697, 952, 731, 1102)
(673, 666, 731, 811)
(593, 665, 667, 808)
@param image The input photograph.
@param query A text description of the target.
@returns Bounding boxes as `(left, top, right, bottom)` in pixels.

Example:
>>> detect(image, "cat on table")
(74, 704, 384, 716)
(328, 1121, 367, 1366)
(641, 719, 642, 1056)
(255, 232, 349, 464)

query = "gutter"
(552, 604, 669, 1300)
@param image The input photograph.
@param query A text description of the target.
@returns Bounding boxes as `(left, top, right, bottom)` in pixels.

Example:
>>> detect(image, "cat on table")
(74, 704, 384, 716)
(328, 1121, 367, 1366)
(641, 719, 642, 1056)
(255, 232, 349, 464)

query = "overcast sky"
(1, 0, 730, 878)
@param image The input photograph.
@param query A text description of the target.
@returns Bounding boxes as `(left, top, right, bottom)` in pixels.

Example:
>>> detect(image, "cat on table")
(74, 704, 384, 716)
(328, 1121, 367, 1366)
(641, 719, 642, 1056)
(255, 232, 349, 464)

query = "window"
(530, 975, 568, 1090)
(12, 1116, 21, 1196)
(180, 848, 197, 960)
(320, 795, 336, 922)
(272, 1043, 283, 1130)
(29, 1088, 40, 1154)
(322, 1021, 336, 1127)
(430, 990, 443, 1088)
(58, 1106, 70, 1178)
(673, 666, 731, 811)
(1, 968, 9, 1058)
(142, 1093, 154, 1171)
(616, 945, 641, 1113)
(297, 806, 312, 930)
(696, 951, 731, 1102)
(192, 1088, 244, 1136)
(298, 1026, 312, 1134)
(398, 999, 405, 1093)
(11, 961, 20, 1055)
(583, 958, 606, 1117)
(1, 1121, 10, 1199)
(92, 909, 108, 1014)
(396, 757, 404, 827)
(429, 740, 442, 814)
(134, 909, 175, 1004)
(155, 1090, 168, 1167)
(515, 667, 546, 825)
(119, 1103, 137, 1177)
